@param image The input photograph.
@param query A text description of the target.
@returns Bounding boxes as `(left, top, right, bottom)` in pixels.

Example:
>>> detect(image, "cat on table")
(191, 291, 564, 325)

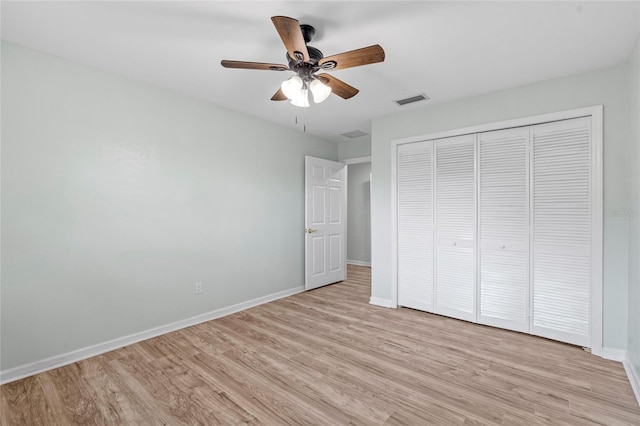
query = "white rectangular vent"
(395, 94, 430, 106)
(340, 130, 370, 139)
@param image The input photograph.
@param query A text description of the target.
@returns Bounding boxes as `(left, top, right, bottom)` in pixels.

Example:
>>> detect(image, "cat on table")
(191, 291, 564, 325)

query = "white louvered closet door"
(531, 117, 592, 347)
(397, 141, 434, 312)
(478, 127, 530, 333)
(434, 134, 476, 322)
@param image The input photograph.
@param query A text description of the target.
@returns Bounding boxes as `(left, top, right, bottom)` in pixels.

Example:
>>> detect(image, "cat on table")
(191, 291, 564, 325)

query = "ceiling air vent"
(394, 93, 430, 106)
(341, 130, 370, 139)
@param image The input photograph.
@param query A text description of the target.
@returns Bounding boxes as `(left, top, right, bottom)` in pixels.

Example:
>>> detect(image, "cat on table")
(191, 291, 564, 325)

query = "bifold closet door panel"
(531, 117, 592, 347)
(397, 141, 434, 311)
(434, 134, 476, 322)
(478, 127, 530, 333)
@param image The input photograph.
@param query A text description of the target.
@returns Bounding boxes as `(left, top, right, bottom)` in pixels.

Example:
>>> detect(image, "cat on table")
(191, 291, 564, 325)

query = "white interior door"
(478, 127, 530, 333)
(434, 134, 477, 322)
(305, 156, 347, 290)
(397, 141, 433, 312)
(531, 117, 592, 347)
(397, 141, 434, 312)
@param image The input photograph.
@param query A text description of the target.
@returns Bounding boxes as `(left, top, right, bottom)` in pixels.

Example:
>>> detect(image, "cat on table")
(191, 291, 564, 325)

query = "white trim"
(343, 164, 349, 282)
(347, 259, 371, 267)
(528, 125, 535, 338)
(390, 106, 604, 357)
(473, 134, 478, 323)
(601, 347, 627, 362)
(0, 286, 305, 385)
(390, 140, 399, 308)
(623, 354, 640, 407)
(391, 106, 602, 146)
(590, 106, 604, 357)
(369, 297, 395, 308)
(342, 156, 371, 165)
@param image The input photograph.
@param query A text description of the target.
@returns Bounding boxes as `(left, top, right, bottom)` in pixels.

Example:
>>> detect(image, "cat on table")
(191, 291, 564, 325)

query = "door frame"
(343, 156, 372, 268)
(390, 105, 603, 356)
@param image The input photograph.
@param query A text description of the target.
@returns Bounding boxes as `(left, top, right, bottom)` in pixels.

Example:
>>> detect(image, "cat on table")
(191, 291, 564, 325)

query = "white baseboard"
(623, 354, 640, 408)
(369, 297, 395, 308)
(601, 347, 627, 362)
(601, 349, 640, 408)
(0, 285, 305, 385)
(347, 260, 371, 267)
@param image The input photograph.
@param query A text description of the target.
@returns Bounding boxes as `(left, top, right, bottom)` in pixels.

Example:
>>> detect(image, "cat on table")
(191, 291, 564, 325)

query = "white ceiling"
(2, 1, 639, 143)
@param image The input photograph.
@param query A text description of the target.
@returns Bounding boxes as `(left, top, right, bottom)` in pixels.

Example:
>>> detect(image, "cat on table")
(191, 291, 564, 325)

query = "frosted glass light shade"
(281, 76, 303, 100)
(310, 79, 332, 103)
(290, 89, 310, 107)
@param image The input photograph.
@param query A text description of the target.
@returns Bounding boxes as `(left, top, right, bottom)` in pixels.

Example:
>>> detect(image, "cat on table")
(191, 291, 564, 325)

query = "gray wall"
(628, 32, 640, 379)
(338, 138, 371, 160)
(347, 162, 371, 265)
(371, 64, 629, 349)
(0, 42, 338, 371)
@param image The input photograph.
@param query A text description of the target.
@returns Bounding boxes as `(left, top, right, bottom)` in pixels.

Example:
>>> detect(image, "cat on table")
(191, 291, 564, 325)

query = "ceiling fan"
(221, 16, 385, 107)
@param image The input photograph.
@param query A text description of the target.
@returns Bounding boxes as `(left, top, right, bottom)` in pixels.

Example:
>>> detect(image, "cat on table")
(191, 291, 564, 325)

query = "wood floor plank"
(85, 360, 148, 425)
(33, 373, 77, 426)
(1, 265, 639, 425)
(43, 364, 109, 425)
(104, 357, 179, 425)
(0, 376, 58, 426)
(189, 350, 330, 425)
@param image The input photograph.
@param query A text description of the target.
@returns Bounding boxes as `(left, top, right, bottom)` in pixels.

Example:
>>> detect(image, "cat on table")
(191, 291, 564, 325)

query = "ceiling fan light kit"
(281, 76, 303, 99)
(281, 76, 332, 107)
(221, 16, 385, 108)
(309, 79, 331, 103)
(289, 87, 310, 107)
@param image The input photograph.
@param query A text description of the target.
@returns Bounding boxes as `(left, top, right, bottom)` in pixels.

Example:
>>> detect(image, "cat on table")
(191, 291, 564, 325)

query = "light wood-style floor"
(1, 265, 639, 425)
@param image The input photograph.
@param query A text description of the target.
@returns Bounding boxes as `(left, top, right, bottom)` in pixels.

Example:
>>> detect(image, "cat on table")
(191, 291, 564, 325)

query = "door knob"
(501, 244, 506, 249)
(306, 228, 318, 234)
(452, 241, 457, 246)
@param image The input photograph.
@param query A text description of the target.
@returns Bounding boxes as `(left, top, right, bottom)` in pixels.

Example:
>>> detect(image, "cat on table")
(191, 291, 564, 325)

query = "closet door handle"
(501, 244, 506, 249)
(452, 241, 457, 246)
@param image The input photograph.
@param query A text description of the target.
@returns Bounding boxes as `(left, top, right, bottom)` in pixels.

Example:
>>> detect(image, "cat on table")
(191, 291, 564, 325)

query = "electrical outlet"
(195, 282, 203, 295)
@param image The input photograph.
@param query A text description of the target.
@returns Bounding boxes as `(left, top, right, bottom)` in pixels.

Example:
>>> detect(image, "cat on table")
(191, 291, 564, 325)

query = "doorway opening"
(345, 158, 371, 278)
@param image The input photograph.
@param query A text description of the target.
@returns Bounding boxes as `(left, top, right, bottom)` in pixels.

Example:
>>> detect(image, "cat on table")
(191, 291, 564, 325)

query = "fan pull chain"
(294, 114, 307, 132)
(303, 103, 307, 132)
(294, 112, 307, 132)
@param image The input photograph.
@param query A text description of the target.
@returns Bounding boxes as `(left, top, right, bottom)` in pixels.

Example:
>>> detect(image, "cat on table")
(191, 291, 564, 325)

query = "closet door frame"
(390, 105, 603, 356)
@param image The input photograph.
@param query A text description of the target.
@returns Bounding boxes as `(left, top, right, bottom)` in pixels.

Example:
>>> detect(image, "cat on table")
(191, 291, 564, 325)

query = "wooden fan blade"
(316, 73, 359, 99)
(271, 88, 288, 101)
(318, 44, 385, 71)
(221, 60, 288, 71)
(271, 16, 310, 62)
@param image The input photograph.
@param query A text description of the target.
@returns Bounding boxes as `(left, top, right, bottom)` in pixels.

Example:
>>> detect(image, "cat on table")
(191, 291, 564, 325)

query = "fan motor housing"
(300, 24, 315, 43)
(287, 46, 323, 67)
(285, 23, 325, 70)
